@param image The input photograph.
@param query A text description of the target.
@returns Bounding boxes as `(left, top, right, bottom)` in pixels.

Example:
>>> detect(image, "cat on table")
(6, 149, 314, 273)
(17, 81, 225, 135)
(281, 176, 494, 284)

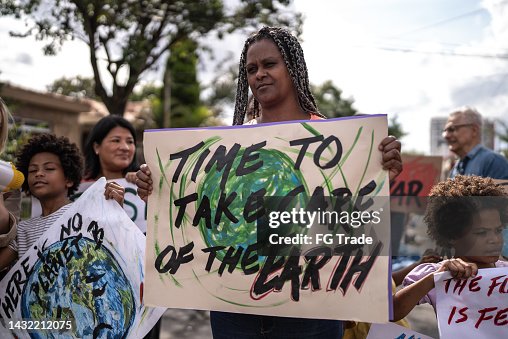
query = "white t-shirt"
(9, 204, 71, 257)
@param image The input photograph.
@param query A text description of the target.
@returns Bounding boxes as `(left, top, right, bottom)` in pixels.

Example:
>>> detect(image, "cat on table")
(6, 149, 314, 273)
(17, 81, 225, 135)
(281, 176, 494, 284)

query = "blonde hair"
(0, 97, 10, 154)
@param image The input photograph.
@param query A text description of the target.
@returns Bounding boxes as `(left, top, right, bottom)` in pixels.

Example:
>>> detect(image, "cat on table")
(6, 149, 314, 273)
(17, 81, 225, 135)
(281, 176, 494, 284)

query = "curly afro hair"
(424, 175, 507, 247)
(15, 133, 83, 196)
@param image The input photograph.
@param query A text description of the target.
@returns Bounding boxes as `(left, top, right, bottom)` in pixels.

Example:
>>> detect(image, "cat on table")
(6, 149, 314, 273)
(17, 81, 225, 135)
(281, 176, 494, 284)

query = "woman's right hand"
(438, 258, 478, 280)
(136, 164, 153, 203)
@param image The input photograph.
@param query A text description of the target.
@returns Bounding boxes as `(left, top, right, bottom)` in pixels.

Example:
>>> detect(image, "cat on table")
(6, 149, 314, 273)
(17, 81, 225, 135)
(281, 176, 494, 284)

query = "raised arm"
(379, 136, 402, 181)
(393, 258, 478, 321)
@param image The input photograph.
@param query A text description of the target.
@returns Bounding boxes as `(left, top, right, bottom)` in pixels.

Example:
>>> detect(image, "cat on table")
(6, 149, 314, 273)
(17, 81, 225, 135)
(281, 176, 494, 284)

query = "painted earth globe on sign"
(197, 148, 308, 263)
(21, 237, 135, 338)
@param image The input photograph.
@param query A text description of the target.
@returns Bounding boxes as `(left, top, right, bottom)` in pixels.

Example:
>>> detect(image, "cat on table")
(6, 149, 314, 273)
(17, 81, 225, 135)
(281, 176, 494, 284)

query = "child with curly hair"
(0, 134, 125, 271)
(392, 175, 507, 321)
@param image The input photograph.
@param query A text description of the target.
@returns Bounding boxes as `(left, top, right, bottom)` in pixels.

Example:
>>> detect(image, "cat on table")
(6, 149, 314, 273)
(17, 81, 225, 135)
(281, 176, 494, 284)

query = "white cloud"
(1, 1, 507, 154)
(0, 17, 93, 91)
(295, 0, 508, 153)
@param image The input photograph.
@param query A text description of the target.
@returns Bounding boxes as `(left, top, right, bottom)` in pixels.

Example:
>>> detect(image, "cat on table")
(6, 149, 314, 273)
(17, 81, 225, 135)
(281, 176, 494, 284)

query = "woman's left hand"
(378, 136, 402, 181)
(105, 181, 125, 207)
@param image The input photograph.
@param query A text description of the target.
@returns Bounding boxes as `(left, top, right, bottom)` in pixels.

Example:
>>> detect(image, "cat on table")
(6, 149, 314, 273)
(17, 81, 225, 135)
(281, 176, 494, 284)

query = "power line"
(393, 0, 508, 38)
(394, 7, 486, 37)
(373, 36, 508, 54)
(370, 45, 508, 60)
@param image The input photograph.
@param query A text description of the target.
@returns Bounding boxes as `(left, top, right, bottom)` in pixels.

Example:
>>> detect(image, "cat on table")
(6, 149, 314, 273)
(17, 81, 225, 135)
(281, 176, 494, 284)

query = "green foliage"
(168, 38, 200, 109)
(0, 124, 33, 163)
(165, 37, 215, 128)
(130, 83, 163, 127)
(311, 80, 357, 118)
(130, 39, 217, 128)
(2, 0, 301, 116)
(46, 76, 97, 99)
(388, 114, 407, 140)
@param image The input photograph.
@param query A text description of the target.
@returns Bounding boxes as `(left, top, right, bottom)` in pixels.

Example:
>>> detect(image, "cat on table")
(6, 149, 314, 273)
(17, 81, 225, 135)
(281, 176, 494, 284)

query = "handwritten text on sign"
(0, 179, 163, 338)
(143, 116, 391, 322)
(435, 267, 508, 338)
(389, 155, 442, 214)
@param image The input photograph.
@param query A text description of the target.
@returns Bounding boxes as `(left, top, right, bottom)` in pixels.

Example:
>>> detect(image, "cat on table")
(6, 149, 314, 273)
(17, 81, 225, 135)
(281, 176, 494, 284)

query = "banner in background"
(390, 155, 442, 214)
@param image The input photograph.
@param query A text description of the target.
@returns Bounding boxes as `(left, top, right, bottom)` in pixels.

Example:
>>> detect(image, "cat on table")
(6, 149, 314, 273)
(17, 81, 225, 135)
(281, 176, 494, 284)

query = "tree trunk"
(162, 62, 172, 128)
(104, 95, 128, 116)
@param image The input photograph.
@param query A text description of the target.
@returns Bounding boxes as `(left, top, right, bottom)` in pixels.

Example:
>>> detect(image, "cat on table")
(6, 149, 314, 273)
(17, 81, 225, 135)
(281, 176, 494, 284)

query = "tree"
(1, 0, 302, 116)
(129, 82, 162, 127)
(388, 114, 407, 140)
(309, 80, 407, 139)
(311, 80, 357, 118)
(0, 100, 39, 162)
(130, 38, 212, 127)
(163, 37, 215, 128)
(47, 76, 97, 99)
(130, 38, 218, 128)
(203, 61, 238, 119)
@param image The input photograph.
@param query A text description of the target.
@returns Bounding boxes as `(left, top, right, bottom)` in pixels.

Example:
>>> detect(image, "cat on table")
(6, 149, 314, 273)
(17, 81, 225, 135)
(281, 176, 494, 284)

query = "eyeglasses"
(442, 124, 473, 134)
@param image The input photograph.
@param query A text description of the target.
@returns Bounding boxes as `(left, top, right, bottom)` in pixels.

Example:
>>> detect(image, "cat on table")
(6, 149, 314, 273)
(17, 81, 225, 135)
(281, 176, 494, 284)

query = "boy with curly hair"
(0, 134, 124, 271)
(392, 175, 507, 321)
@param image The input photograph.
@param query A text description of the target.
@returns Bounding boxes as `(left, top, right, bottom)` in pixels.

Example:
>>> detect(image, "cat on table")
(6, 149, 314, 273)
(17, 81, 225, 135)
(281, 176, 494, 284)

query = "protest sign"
(32, 178, 147, 233)
(366, 322, 434, 339)
(0, 178, 164, 338)
(390, 155, 442, 214)
(144, 115, 392, 322)
(435, 267, 508, 338)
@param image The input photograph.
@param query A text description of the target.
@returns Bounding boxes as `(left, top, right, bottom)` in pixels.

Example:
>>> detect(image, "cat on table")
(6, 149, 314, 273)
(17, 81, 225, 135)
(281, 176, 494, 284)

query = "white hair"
(450, 106, 483, 128)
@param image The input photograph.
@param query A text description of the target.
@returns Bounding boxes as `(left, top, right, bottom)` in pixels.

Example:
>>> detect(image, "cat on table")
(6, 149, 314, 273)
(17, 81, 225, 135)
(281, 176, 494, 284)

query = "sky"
(1, 0, 507, 154)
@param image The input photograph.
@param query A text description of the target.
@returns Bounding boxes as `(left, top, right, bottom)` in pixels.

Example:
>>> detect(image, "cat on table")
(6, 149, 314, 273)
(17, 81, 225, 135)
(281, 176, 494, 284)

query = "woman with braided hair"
(136, 26, 402, 338)
(232, 26, 401, 180)
(233, 26, 326, 125)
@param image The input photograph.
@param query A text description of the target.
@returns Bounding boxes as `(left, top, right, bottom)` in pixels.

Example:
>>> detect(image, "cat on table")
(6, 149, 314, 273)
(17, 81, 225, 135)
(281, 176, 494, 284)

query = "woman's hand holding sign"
(136, 164, 153, 203)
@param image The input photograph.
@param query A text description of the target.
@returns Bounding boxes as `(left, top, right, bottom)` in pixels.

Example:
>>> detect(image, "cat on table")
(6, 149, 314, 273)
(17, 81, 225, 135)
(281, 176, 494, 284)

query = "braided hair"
(233, 26, 325, 125)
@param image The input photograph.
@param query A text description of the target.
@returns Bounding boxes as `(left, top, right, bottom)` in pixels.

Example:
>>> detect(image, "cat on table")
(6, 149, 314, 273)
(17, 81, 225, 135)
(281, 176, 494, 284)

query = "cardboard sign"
(367, 323, 434, 339)
(0, 178, 164, 338)
(435, 267, 508, 338)
(390, 155, 442, 214)
(143, 115, 392, 322)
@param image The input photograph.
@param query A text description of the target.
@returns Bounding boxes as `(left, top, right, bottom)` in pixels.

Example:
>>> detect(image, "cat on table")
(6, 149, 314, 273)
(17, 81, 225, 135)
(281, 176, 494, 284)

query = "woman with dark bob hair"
(85, 115, 161, 338)
(84, 115, 139, 182)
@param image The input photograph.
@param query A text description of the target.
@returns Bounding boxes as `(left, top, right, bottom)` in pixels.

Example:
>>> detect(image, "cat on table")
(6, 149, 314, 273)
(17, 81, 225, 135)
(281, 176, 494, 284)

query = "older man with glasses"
(443, 107, 508, 179)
